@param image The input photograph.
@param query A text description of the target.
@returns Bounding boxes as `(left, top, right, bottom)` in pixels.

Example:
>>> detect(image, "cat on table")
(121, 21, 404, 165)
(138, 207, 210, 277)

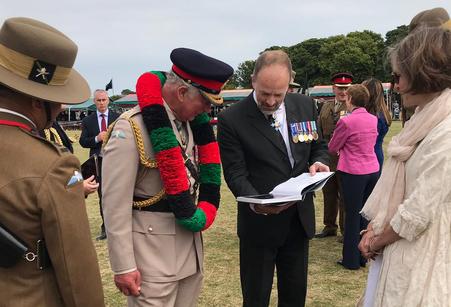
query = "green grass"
(68, 120, 402, 307)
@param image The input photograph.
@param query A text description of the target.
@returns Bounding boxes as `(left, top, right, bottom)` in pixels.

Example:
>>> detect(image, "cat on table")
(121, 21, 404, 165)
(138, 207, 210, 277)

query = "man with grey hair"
(102, 47, 233, 306)
(218, 50, 329, 307)
(79, 88, 119, 240)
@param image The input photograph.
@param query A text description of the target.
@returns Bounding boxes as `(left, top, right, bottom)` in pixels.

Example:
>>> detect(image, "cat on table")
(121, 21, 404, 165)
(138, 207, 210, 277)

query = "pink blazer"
(328, 107, 379, 175)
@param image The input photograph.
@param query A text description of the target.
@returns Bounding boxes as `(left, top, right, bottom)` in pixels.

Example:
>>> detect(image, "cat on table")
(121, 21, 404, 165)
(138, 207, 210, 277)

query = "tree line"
(226, 25, 409, 90)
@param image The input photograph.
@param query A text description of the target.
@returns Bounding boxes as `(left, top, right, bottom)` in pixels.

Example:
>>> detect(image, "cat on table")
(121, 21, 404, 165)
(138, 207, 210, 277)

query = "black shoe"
(96, 231, 107, 241)
(336, 260, 359, 270)
(314, 229, 337, 238)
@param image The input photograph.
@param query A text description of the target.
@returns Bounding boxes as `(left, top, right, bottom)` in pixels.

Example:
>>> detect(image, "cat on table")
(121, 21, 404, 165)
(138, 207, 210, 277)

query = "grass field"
(69, 120, 402, 307)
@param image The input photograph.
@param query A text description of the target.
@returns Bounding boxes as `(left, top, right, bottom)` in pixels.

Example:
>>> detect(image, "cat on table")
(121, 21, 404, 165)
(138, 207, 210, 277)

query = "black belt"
(132, 197, 172, 212)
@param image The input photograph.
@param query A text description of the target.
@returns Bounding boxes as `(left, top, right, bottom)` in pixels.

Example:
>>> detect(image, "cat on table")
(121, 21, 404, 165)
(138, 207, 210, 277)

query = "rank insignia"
(67, 170, 83, 187)
(111, 130, 126, 139)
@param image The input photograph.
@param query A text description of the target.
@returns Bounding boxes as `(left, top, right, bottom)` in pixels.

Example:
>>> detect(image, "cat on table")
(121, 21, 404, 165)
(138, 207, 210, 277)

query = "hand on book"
(309, 161, 330, 176)
(253, 201, 296, 215)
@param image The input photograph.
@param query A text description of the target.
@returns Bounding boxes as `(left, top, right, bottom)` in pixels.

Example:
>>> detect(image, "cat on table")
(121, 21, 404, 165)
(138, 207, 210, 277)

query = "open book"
(236, 172, 334, 205)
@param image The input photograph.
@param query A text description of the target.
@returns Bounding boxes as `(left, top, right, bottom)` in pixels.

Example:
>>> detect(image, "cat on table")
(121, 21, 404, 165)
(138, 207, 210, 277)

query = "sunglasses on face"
(391, 72, 401, 84)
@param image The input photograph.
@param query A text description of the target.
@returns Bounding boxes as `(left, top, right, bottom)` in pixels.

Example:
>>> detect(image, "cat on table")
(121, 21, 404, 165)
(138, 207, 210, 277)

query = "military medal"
(290, 123, 298, 143)
(296, 122, 304, 143)
(306, 121, 314, 141)
(302, 122, 309, 142)
(311, 121, 319, 140)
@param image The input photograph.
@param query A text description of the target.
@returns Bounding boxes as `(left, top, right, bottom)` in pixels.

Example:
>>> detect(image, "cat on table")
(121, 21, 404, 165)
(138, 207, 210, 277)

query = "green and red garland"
(136, 71, 220, 232)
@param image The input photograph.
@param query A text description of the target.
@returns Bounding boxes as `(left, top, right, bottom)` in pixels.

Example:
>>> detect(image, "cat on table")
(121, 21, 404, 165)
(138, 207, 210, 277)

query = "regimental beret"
(409, 7, 450, 33)
(331, 72, 353, 87)
(170, 47, 234, 105)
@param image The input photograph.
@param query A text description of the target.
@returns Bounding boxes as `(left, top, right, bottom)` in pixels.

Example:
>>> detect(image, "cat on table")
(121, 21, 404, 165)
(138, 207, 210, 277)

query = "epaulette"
(30, 132, 71, 156)
(103, 108, 157, 169)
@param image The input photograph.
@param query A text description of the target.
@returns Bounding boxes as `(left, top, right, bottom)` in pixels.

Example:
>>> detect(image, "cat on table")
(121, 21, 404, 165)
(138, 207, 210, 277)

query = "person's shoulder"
(287, 92, 313, 102)
(107, 106, 142, 136)
(286, 93, 315, 110)
(81, 112, 96, 123)
(22, 131, 73, 165)
(109, 110, 121, 119)
(119, 105, 141, 120)
(219, 95, 251, 119)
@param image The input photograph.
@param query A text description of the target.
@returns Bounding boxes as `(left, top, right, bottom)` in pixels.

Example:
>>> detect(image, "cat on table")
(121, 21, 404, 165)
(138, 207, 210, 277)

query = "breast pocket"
(132, 211, 177, 280)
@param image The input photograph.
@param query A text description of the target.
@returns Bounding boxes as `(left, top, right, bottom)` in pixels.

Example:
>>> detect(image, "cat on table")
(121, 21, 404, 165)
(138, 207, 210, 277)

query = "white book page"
(270, 172, 334, 197)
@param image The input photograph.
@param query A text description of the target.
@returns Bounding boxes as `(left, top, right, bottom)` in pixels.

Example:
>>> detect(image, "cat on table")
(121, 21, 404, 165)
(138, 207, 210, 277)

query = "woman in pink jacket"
(329, 84, 379, 270)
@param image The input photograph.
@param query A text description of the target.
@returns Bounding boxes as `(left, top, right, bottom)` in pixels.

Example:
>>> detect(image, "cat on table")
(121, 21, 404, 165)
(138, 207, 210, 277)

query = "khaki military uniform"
(318, 100, 347, 234)
(102, 105, 203, 307)
(0, 111, 104, 307)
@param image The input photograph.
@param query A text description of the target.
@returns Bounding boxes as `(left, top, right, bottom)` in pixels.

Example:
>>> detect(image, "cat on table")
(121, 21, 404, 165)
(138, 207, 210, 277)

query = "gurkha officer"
(316, 72, 353, 240)
(0, 17, 104, 306)
(102, 48, 233, 306)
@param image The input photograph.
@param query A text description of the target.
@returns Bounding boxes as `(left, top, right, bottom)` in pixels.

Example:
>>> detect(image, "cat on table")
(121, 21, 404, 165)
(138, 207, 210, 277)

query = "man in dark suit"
(218, 50, 329, 307)
(79, 89, 119, 240)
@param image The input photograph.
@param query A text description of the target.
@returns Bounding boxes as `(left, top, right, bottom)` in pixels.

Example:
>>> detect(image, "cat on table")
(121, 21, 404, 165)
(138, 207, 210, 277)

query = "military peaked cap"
(170, 47, 234, 105)
(331, 72, 353, 87)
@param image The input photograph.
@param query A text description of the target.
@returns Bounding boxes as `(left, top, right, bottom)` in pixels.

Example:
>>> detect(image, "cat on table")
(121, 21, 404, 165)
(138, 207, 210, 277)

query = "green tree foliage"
(231, 25, 408, 89)
(228, 60, 255, 88)
(385, 25, 409, 47)
(109, 95, 122, 101)
(121, 89, 136, 95)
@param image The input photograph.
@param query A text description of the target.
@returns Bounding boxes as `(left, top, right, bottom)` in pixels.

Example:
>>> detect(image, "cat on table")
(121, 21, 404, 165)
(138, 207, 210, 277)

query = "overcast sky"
(1, 0, 450, 95)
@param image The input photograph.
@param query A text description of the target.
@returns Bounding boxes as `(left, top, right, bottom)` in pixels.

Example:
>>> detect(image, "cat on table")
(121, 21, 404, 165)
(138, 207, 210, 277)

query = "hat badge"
(342, 76, 345, 81)
(35, 63, 50, 83)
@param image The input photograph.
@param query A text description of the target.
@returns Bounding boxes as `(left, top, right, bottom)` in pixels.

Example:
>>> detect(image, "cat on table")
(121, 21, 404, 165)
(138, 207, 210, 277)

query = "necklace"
(136, 71, 221, 232)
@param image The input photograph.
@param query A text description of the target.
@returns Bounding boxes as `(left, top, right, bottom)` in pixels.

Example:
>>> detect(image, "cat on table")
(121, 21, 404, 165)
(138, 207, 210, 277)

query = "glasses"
(391, 72, 401, 84)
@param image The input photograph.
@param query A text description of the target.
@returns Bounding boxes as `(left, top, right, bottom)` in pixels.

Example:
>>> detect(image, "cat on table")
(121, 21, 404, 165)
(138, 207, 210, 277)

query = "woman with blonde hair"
(362, 78, 391, 169)
(358, 23, 451, 306)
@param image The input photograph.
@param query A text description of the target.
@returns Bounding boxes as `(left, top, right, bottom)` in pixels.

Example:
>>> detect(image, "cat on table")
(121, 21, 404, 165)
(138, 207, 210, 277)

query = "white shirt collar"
(97, 109, 109, 117)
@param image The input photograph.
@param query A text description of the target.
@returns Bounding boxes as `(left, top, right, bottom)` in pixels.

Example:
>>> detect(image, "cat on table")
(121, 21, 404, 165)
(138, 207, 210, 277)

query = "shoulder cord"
(103, 117, 164, 208)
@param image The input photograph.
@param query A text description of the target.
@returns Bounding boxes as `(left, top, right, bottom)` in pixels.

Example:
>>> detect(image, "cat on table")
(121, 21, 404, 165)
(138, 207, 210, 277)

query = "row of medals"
(290, 121, 319, 143)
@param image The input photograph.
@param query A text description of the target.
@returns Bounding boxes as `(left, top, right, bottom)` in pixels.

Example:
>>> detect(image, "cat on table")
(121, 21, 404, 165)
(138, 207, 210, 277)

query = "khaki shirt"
(102, 105, 202, 282)
(0, 111, 104, 307)
(318, 100, 348, 170)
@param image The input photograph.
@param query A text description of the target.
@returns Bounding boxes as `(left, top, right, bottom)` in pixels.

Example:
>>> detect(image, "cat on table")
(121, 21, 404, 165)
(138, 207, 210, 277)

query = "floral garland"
(136, 71, 221, 232)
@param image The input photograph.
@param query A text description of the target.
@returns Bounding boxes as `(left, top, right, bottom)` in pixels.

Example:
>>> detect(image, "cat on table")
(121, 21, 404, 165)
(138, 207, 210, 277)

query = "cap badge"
(28, 60, 56, 85)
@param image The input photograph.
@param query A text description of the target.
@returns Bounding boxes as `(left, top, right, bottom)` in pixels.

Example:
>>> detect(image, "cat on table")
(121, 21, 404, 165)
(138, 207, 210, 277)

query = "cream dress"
(370, 113, 451, 306)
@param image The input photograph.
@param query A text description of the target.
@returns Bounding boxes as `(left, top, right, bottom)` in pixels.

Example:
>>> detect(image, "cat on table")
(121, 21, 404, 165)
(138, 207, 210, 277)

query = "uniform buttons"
(148, 227, 153, 232)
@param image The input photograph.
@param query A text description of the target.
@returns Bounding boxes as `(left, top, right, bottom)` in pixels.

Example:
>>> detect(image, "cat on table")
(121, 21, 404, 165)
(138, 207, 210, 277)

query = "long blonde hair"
(362, 78, 392, 126)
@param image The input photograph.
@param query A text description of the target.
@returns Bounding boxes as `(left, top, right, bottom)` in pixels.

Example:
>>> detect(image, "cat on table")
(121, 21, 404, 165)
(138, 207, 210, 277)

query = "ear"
(176, 85, 189, 102)
(251, 74, 256, 89)
(30, 98, 44, 110)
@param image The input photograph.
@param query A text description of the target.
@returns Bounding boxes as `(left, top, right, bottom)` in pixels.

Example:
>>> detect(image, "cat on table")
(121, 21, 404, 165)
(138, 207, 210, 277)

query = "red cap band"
(172, 65, 224, 93)
(333, 77, 352, 84)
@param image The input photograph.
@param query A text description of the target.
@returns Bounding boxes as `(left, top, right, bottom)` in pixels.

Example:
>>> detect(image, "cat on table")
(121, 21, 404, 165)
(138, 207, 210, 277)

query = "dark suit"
(218, 93, 329, 307)
(79, 109, 119, 233)
(79, 110, 119, 157)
